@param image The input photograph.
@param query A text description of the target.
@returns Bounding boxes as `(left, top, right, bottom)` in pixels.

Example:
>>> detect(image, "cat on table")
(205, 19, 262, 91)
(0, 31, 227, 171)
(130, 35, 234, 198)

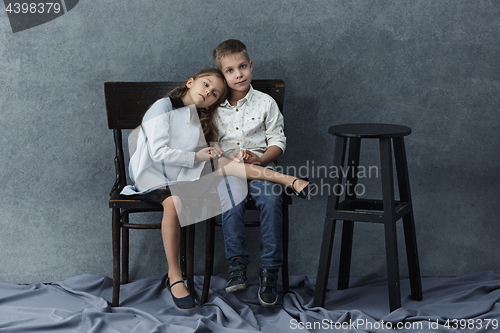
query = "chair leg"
(122, 214, 129, 284)
(180, 227, 187, 278)
(380, 138, 401, 312)
(282, 201, 290, 295)
(201, 217, 215, 305)
(186, 224, 195, 296)
(112, 208, 121, 307)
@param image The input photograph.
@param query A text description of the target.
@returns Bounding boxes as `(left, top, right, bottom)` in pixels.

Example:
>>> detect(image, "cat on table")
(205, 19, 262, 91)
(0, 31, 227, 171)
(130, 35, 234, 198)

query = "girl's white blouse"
(121, 98, 207, 195)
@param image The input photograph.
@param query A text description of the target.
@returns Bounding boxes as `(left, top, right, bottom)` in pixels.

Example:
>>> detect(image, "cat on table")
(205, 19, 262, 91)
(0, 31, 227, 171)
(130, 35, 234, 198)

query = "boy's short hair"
(213, 39, 250, 70)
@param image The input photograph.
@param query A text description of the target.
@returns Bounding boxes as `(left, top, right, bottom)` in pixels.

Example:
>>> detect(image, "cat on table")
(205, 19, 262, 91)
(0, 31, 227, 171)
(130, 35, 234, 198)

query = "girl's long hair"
(165, 68, 227, 144)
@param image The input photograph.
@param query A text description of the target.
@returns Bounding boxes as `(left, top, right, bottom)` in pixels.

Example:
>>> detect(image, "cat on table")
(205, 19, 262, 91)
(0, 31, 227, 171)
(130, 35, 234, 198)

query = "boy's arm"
(257, 97, 286, 165)
(244, 146, 282, 166)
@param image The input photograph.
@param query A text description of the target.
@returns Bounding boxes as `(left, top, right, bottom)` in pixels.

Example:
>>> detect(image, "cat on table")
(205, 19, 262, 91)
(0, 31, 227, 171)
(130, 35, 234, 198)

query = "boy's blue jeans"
(217, 176, 283, 269)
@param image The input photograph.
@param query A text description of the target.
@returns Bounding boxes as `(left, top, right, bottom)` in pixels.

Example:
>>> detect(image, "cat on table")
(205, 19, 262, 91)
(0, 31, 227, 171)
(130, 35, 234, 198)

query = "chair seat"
(109, 191, 163, 210)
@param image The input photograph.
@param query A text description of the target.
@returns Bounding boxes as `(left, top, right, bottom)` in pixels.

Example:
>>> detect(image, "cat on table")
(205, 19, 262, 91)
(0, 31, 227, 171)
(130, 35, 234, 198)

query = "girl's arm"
(141, 101, 196, 168)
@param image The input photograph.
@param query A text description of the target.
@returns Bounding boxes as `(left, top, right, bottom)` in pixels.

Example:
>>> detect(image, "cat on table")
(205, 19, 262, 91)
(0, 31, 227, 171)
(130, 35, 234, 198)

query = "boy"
(212, 39, 286, 307)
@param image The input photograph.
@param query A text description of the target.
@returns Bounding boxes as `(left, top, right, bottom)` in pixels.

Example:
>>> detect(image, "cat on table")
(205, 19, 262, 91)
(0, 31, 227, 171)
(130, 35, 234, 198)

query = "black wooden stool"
(313, 123, 423, 312)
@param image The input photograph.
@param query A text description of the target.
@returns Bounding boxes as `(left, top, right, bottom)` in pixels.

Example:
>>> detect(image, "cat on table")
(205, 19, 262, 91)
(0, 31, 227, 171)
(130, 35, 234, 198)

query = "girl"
(121, 68, 315, 310)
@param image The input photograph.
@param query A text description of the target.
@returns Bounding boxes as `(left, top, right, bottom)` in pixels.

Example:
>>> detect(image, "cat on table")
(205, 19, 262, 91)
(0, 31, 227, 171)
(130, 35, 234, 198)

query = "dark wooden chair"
(201, 80, 292, 305)
(105, 81, 196, 307)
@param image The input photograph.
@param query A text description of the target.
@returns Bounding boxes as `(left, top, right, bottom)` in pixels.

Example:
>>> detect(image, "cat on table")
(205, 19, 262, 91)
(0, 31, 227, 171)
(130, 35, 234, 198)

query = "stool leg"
(338, 138, 361, 290)
(313, 217, 337, 307)
(402, 212, 422, 300)
(338, 221, 354, 290)
(380, 138, 401, 312)
(393, 138, 422, 301)
(313, 136, 347, 308)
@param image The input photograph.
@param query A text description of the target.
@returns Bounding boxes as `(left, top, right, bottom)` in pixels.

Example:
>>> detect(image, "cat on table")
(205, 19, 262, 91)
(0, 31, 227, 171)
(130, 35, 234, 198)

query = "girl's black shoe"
(291, 179, 317, 199)
(161, 273, 196, 310)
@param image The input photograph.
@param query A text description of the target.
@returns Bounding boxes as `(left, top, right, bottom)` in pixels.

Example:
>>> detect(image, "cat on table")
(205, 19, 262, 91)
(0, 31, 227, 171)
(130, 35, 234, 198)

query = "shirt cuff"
(268, 142, 286, 154)
(187, 151, 196, 168)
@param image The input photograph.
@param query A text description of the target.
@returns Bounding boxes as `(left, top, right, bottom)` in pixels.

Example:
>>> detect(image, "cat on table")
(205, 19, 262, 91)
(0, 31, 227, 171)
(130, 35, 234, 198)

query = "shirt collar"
(170, 97, 184, 109)
(220, 85, 254, 107)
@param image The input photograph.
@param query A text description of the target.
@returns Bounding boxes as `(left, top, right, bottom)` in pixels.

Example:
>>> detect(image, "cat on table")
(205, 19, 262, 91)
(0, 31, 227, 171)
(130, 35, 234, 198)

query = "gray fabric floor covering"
(1, 271, 500, 332)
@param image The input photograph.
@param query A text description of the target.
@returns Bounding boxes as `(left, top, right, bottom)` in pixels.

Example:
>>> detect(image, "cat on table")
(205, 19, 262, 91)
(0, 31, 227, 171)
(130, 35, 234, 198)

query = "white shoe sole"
(225, 280, 248, 293)
(258, 286, 278, 307)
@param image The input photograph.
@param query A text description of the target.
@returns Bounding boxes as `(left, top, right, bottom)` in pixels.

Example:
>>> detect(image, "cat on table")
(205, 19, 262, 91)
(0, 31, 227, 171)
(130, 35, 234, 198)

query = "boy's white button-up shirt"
(213, 85, 286, 157)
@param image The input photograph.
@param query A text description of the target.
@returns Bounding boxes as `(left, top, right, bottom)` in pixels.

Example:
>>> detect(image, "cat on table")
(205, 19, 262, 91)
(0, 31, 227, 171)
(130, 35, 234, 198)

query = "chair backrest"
(104, 80, 285, 189)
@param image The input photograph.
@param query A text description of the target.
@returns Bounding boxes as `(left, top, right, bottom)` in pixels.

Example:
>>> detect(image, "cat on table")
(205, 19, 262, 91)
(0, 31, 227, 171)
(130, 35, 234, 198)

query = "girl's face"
(183, 75, 225, 109)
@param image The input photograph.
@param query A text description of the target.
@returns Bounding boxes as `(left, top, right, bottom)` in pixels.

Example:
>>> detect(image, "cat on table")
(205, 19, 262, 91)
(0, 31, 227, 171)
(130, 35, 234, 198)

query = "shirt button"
(236, 127, 239, 130)
(236, 108, 239, 112)
(252, 118, 254, 120)
(237, 142, 240, 145)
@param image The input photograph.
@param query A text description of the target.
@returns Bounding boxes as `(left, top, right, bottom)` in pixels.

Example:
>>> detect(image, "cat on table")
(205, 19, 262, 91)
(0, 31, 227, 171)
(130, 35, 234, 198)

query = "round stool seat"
(329, 123, 411, 138)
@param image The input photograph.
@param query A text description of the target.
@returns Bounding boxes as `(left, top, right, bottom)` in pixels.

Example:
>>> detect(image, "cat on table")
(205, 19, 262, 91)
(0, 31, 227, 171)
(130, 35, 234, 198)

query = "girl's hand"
(195, 147, 215, 161)
(211, 145, 224, 158)
(195, 146, 225, 161)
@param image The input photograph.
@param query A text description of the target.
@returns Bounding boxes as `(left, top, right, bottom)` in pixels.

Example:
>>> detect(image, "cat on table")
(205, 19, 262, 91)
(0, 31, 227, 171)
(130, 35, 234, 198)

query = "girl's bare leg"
(161, 196, 189, 298)
(216, 157, 310, 193)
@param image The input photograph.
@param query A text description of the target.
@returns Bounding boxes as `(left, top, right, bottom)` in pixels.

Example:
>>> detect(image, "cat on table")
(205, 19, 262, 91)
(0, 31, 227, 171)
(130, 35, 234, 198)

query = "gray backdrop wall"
(0, 0, 499, 284)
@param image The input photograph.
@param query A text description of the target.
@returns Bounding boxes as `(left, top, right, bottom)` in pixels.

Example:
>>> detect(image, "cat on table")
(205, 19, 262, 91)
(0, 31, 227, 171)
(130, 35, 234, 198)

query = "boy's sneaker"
(225, 258, 248, 293)
(258, 268, 279, 307)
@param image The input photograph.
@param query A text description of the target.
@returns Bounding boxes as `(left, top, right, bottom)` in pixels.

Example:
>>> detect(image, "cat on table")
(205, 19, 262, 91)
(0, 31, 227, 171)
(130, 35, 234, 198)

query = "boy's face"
(220, 54, 253, 94)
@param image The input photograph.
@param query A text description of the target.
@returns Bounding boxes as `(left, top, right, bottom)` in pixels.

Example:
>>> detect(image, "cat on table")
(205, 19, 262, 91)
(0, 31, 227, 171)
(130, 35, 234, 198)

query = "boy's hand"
(228, 151, 244, 163)
(242, 150, 262, 165)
